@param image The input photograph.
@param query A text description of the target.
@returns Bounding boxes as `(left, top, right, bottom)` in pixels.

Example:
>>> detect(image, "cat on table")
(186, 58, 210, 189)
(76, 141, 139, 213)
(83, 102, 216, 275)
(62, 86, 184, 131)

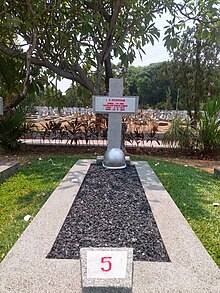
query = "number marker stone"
(80, 247, 133, 292)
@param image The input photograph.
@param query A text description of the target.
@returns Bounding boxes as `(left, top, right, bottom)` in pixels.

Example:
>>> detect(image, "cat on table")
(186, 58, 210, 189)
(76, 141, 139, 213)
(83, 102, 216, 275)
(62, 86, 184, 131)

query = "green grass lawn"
(0, 155, 219, 268)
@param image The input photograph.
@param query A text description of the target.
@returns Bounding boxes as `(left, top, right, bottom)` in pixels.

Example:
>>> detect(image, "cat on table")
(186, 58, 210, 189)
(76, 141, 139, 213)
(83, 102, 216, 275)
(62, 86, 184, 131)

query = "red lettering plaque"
(93, 96, 138, 114)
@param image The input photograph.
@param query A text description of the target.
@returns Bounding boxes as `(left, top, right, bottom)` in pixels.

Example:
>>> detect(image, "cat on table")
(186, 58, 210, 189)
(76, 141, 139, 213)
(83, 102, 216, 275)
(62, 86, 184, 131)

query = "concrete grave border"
(0, 161, 20, 182)
(214, 167, 220, 179)
(0, 160, 220, 293)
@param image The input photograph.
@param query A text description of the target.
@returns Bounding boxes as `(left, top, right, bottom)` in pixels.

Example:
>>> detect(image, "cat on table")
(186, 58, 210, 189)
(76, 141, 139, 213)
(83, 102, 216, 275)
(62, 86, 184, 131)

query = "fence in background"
(21, 130, 170, 148)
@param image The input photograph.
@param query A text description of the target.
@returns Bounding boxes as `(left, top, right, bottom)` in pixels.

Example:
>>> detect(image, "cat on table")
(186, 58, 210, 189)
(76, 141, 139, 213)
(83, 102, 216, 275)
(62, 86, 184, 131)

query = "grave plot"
(1, 160, 220, 293)
(47, 164, 170, 262)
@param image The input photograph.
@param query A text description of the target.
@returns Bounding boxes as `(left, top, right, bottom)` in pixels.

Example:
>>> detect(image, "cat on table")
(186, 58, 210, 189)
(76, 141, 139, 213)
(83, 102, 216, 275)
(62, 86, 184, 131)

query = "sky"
(57, 13, 171, 92)
(131, 40, 171, 67)
(118, 13, 172, 67)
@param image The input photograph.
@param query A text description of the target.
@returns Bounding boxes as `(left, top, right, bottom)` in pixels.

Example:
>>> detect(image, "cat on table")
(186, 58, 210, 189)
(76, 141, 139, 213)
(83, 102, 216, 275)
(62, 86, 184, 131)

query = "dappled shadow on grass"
(19, 157, 78, 182)
(16, 190, 50, 210)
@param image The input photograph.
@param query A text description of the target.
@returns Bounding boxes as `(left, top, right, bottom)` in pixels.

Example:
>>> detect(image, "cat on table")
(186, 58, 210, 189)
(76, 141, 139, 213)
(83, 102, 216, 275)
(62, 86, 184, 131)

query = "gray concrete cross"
(93, 78, 138, 150)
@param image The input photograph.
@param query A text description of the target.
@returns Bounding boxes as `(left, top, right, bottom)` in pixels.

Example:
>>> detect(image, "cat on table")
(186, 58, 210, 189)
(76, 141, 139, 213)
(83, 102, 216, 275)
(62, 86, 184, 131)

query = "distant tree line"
(126, 62, 177, 110)
(126, 24, 220, 125)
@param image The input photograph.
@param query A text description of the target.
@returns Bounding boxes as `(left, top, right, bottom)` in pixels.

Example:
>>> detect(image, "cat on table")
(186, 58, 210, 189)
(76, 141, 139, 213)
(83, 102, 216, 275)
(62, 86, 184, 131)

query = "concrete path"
(0, 160, 219, 292)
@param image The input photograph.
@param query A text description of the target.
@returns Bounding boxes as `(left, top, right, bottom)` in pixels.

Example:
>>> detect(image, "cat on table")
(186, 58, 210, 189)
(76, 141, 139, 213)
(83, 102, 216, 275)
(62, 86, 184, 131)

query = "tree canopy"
(0, 0, 219, 111)
(126, 63, 177, 109)
(170, 25, 220, 123)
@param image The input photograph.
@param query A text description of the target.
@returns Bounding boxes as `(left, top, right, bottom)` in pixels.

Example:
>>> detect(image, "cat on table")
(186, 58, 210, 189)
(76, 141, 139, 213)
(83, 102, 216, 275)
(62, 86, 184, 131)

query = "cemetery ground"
(0, 144, 220, 272)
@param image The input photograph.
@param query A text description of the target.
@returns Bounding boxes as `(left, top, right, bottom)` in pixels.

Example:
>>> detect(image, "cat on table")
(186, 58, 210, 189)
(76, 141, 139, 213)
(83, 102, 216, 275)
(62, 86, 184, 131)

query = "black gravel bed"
(47, 164, 170, 262)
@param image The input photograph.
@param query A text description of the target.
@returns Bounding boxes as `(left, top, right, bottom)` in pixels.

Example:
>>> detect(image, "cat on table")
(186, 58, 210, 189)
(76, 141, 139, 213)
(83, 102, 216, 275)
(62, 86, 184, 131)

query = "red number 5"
(101, 257, 112, 272)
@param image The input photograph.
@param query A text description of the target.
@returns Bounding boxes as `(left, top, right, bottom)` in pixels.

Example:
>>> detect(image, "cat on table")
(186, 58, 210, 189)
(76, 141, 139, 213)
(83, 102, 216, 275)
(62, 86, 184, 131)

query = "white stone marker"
(87, 250, 128, 279)
(93, 78, 138, 149)
(0, 97, 3, 116)
(80, 247, 133, 293)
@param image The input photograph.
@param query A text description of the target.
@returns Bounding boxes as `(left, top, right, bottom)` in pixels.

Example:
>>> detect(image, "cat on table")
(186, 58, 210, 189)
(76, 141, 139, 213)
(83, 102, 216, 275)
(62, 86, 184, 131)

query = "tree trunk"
(104, 55, 113, 93)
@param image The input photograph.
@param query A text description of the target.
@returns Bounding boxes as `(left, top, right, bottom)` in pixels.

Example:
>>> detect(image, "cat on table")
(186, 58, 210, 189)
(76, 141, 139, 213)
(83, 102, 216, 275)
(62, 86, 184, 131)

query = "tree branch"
(3, 28, 37, 112)
(84, 1, 111, 22)
(175, 2, 220, 26)
(0, 43, 97, 94)
(101, 0, 123, 62)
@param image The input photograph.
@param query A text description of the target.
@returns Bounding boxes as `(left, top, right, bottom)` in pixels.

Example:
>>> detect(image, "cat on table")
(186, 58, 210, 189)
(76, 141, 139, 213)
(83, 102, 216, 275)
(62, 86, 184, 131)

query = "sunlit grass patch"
(0, 156, 78, 261)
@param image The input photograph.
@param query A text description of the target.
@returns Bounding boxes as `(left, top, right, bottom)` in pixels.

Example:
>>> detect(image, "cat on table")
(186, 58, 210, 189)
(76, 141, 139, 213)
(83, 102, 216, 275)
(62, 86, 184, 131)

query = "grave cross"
(93, 78, 138, 149)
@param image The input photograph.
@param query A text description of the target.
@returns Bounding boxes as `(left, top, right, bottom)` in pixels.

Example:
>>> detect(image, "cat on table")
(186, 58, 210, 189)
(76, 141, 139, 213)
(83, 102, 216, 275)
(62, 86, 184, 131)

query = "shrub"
(163, 115, 196, 151)
(0, 108, 26, 151)
(198, 98, 220, 154)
